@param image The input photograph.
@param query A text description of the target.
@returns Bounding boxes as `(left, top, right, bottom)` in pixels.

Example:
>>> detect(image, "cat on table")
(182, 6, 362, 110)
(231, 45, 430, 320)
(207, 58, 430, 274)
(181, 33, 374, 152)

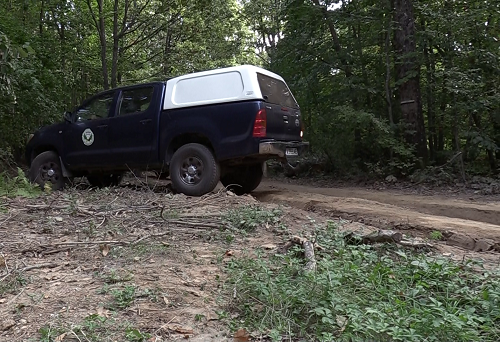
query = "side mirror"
(63, 111, 73, 123)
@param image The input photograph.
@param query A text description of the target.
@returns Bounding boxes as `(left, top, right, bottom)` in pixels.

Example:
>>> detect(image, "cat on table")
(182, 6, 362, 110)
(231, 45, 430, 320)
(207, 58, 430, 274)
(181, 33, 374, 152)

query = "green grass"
(225, 222, 500, 342)
(429, 230, 444, 240)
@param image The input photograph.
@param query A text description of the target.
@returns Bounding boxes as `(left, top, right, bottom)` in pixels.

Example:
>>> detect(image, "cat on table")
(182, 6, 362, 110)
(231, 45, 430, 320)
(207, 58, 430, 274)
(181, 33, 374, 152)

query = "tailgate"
(264, 103, 302, 141)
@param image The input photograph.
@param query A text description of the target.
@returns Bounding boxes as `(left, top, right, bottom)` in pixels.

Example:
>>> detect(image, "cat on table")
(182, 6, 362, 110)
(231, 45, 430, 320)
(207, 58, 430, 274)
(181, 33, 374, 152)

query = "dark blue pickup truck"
(26, 65, 308, 196)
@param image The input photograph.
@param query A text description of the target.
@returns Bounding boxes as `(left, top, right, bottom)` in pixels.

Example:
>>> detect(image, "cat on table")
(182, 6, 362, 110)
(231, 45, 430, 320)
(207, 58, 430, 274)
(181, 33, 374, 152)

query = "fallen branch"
(303, 240, 316, 272)
(278, 236, 317, 272)
(21, 262, 59, 272)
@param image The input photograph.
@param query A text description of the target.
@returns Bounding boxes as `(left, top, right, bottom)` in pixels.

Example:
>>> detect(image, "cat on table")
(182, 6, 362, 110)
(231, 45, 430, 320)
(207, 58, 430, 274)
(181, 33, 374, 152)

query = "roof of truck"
(163, 65, 288, 110)
(167, 65, 285, 83)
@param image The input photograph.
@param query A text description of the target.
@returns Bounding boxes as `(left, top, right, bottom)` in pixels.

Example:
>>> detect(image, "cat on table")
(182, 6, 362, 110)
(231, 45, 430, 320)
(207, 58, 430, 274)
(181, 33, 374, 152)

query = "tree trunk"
(393, 0, 427, 163)
(111, 0, 119, 89)
(90, 0, 109, 90)
(39, 0, 44, 37)
(422, 21, 436, 162)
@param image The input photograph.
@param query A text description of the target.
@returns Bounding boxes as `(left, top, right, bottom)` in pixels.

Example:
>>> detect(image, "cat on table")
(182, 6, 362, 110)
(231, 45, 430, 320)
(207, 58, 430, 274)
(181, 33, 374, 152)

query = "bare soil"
(1, 177, 499, 342)
(255, 180, 500, 240)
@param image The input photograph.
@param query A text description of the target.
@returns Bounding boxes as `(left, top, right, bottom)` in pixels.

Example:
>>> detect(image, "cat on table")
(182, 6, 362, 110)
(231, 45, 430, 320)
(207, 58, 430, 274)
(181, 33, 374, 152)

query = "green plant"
(0, 274, 27, 296)
(110, 285, 137, 310)
(39, 325, 64, 342)
(225, 222, 500, 341)
(125, 328, 151, 342)
(429, 230, 444, 240)
(101, 269, 134, 284)
(0, 167, 41, 198)
(222, 205, 282, 232)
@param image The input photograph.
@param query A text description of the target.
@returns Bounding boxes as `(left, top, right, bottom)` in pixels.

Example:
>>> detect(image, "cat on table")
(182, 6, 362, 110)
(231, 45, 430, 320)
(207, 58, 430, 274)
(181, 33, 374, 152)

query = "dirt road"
(254, 180, 500, 241)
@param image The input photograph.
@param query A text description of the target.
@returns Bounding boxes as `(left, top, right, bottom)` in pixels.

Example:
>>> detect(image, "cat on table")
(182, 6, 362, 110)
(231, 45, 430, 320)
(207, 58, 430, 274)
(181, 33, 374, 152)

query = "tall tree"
(393, 0, 427, 163)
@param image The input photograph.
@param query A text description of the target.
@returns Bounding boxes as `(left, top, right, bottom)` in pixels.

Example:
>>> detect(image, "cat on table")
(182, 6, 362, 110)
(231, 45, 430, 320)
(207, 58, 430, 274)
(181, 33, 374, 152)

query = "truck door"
(63, 91, 116, 168)
(107, 85, 157, 167)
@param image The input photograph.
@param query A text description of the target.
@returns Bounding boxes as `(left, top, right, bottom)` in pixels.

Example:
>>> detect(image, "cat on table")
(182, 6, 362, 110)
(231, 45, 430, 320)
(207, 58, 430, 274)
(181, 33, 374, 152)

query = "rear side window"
(118, 87, 154, 116)
(257, 72, 298, 109)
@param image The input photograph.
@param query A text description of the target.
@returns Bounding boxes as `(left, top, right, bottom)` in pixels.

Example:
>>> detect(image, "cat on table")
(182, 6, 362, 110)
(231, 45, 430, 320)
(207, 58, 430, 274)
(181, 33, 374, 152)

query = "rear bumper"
(258, 141, 309, 161)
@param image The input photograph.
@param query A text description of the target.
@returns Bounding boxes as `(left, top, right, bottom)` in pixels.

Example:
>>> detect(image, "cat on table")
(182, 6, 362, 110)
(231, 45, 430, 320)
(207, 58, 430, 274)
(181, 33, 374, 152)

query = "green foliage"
(125, 328, 151, 342)
(222, 205, 282, 232)
(429, 230, 444, 240)
(225, 222, 500, 341)
(38, 314, 150, 342)
(1, 0, 499, 176)
(0, 167, 41, 197)
(38, 325, 64, 342)
(110, 285, 137, 310)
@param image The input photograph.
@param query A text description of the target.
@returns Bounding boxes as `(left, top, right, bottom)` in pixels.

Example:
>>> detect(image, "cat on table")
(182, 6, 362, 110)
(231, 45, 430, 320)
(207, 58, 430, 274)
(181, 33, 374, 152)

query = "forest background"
(1, 0, 499, 179)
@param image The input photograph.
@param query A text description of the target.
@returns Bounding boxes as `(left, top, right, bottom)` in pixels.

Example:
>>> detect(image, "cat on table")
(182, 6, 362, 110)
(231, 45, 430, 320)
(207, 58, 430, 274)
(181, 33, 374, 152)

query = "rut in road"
(254, 181, 500, 241)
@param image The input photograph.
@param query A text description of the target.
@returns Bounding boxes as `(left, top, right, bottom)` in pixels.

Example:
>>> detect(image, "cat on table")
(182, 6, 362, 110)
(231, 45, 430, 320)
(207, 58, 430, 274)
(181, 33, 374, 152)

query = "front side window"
(257, 72, 299, 109)
(118, 87, 154, 116)
(76, 92, 114, 121)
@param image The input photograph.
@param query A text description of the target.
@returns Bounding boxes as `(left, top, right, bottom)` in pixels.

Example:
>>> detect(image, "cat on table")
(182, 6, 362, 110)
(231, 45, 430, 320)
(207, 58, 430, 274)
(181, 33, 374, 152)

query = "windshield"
(257, 72, 299, 109)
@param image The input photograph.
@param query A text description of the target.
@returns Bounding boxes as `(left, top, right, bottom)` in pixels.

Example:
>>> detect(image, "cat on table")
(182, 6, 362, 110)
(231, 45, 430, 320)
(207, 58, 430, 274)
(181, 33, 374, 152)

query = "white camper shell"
(163, 65, 298, 110)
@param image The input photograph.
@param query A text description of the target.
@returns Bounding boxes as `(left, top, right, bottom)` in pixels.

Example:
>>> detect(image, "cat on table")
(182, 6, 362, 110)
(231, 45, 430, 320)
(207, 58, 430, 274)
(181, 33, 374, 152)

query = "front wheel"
(169, 143, 220, 196)
(28, 151, 66, 190)
(220, 163, 263, 195)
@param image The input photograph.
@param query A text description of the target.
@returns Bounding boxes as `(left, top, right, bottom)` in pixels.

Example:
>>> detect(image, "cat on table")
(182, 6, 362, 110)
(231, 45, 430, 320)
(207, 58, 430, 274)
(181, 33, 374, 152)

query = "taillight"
(300, 122, 304, 138)
(253, 109, 267, 137)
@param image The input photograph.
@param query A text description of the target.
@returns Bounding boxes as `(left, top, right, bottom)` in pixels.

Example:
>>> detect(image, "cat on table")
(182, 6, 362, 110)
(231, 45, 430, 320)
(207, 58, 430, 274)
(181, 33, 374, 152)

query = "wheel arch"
(28, 145, 59, 166)
(165, 133, 216, 164)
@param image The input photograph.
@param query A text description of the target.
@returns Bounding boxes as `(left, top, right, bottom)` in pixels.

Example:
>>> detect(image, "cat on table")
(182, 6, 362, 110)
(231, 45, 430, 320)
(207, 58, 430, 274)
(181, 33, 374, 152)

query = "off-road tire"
(169, 143, 220, 196)
(220, 163, 263, 195)
(87, 173, 123, 188)
(28, 151, 65, 190)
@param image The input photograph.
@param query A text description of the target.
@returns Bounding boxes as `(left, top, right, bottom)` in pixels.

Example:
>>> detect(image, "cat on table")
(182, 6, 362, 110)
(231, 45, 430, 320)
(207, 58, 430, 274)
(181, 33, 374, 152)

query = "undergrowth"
(225, 222, 500, 342)
(38, 314, 151, 342)
(222, 205, 282, 232)
(0, 167, 41, 198)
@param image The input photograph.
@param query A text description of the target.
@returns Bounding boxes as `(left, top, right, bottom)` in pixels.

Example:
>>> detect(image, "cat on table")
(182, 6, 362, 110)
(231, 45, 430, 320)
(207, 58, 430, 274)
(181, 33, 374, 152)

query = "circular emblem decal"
(82, 128, 95, 146)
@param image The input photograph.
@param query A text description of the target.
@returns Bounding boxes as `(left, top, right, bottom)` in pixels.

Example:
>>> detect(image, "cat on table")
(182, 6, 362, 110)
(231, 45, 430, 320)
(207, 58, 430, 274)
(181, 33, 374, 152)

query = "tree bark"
(111, 0, 119, 89)
(422, 20, 436, 161)
(87, 0, 109, 90)
(393, 0, 427, 163)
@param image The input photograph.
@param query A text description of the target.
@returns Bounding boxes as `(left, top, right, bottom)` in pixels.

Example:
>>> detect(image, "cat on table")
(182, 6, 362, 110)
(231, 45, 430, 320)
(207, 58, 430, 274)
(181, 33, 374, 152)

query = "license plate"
(286, 148, 298, 156)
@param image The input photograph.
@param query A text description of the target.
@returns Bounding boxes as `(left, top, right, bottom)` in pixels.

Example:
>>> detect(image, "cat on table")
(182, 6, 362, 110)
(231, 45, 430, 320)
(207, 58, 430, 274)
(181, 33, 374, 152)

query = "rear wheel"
(220, 163, 263, 195)
(87, 173, 123, 188)
(169, 143, 220, 196)
(29, 151, 65, 190)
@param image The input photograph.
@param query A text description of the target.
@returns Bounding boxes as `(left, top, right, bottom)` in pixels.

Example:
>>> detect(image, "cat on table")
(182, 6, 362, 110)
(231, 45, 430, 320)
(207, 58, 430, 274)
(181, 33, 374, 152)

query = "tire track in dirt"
(254, 181, 500, 241)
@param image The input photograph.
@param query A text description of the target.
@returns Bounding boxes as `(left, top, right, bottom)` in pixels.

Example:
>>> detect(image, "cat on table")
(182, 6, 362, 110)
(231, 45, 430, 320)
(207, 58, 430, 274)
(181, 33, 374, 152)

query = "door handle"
(140, 119, 152, 125)
(97, 124, 108, 129)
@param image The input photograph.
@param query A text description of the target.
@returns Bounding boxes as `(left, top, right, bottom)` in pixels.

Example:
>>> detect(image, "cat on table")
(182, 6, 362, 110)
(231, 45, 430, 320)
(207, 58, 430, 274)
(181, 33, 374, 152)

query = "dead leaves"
(0, 254, 6, 268)
(97, 306, 111, 318)
(234, 328, 250, 342)
(164, 324, 194, 337)
(99, 243, 110, 256)
(54, 333, 66, 341)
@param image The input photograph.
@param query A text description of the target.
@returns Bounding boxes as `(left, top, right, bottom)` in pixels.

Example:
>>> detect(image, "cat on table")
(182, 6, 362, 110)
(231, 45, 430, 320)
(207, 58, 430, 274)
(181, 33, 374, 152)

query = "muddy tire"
(28, 151, 65, 190)
(169, 143, 220, 196)
(220, 163, 263, 195)
(87, 173, 123, 188)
